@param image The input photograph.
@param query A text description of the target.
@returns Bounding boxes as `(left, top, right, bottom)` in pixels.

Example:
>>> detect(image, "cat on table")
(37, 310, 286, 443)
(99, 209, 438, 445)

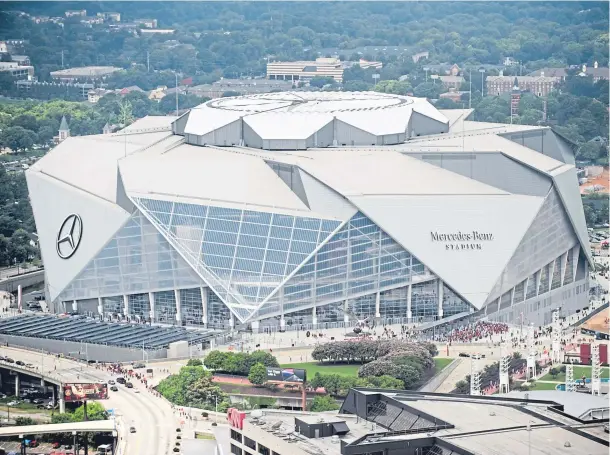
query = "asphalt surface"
(0, 347, 177, 455)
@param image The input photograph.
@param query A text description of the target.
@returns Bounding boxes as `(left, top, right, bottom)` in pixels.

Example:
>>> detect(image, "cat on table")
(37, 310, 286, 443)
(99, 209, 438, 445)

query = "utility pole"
(61, 50, 64, 68)
(175, 73, 179, 116)
(147, 51, 150, 73)
(469, 69, 472, 109)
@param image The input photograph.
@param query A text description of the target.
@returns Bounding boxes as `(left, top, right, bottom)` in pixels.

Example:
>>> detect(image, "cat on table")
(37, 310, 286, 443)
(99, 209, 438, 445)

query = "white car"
(7, 401, 19, 406)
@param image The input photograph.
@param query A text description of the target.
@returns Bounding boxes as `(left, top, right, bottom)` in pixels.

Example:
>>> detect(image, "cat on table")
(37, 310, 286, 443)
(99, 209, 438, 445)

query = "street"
(0, 347, 177, 455)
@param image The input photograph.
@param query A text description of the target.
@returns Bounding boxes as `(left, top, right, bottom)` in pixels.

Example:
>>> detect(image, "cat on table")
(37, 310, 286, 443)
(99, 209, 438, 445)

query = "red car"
(52, 442, 61, 449)
(28, 440, 39, 447)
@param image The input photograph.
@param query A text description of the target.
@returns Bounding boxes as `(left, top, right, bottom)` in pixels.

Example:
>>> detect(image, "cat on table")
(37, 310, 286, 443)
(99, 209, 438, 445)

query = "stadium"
(26, 91, 592, 332)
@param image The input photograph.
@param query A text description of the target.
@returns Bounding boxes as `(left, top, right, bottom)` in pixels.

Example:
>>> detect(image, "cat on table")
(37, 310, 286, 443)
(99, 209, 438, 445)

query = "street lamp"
(423, 67, 430, 82)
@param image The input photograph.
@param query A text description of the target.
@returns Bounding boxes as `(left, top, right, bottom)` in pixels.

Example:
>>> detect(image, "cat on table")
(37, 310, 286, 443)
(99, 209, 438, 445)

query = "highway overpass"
(0, 419, 115, 437)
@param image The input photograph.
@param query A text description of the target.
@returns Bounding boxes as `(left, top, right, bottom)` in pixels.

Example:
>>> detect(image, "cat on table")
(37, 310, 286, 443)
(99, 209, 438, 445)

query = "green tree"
(309, 76, 336, 88)
(8, 228, 34, 263)
(1, 126, 38, 152)
(203, 350, 228, 370)
(51, 413, 74, 424)
(309, 395, 339, 412)
(549, 368, 559, 379)
(73, 402, 108, 421)
(187, 358, 203, 367)
(14, 416, 36, 426)
(248, 362, 267, 386)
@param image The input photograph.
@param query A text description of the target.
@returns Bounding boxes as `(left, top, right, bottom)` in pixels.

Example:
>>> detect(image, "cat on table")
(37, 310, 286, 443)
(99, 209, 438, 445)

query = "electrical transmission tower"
(591, 344, 601, 396)
(499, 343, 511, 394)
(470, 354, 482, 396)
(551, 310, 562, 364)
(526, 323, 536, 381)
(565, 364, 575, 393)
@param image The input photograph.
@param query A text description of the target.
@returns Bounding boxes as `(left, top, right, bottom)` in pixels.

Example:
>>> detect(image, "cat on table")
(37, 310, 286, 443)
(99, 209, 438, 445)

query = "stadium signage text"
(430, 231, 494, 251)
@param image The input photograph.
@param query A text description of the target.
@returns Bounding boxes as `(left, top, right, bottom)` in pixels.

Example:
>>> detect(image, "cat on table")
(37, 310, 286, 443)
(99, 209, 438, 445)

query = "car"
(134, 390, 140, 393)
(15, 361, 24, 366)
(25, 364, 34, 368)
(52, 442, 61, 449)
(7, 401, 19, 406)
(108, 380, 116, 385)
(5, 358, 14, 363)
(130, 427, 136, 433)
(126, 382, 133, 388)
(32, 399, 44, 404)
(22, 399, 31, 403)
(28, 440, 38, 448)
(63, 444, 72, 450)
(458, 352, 470, 358)
(36, 404, 45, 409)
(132, 363, 146, 369)
(110, 386, 118, 392)
(116, 377, 126, 384)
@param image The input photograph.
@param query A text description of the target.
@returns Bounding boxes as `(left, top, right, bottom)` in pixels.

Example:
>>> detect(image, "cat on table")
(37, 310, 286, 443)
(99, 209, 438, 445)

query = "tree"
(248, 362, 267, 386)
(51, 413, 74, 424)
(204, 350, 228, 370)
(14, 417, 36, 426)
(9, 228, 34, 263)
(1, 126, 38, 152)
(187, 358, 203, 367)
(309, 76, 336, 88)
(309, 395, 339, 412)
(549, 368, 559, 379)
(73, 402, 108, 421)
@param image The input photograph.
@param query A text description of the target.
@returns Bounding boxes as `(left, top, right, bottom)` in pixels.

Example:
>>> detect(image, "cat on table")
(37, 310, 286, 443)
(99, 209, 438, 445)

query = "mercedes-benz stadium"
(26, 92, 592, 331)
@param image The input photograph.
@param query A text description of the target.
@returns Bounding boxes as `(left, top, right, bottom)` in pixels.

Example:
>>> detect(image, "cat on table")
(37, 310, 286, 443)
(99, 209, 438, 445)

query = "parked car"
(110, 386, 118, 392)
(5, 358, 14, 363)
(126, 382, 133, 389)
(15, 361, 25, 366)
(132, 363, 146, 369)
(32, 399, 44, 404)
(7, 401, 19, 406)
(108, 380, 116, 385)
(116, 377, 126, 384)
(130, 427, 136, 433)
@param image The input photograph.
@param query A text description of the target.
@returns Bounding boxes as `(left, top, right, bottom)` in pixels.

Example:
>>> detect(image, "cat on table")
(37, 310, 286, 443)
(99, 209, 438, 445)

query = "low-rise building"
(16, 80, 94, 101)
(225, 389, 609, 455)
(579, 62, 610, 82)
(140, 29, 175, 35)
(87, 88, 113, 103)
(351, 59, 383, 70)
(527, 67, 568, 81)
(65, 9, 87, 17)
(97, 12, 121, 22)
(267, 57, 344, 82)
(10, 55, 30, 66)
(486, 75, 560, 97)
(133, 18, 158, 28)
(439, 88, 468, 103)
(438, 75, 464, 89)
(0, 61, 33, 80)
(80, 16, 105, 26)
(50, 66, 121, 83)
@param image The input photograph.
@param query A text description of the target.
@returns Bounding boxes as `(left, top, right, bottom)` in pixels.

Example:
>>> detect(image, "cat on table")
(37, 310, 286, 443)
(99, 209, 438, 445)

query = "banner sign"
(63, 383, 108, 402)
(265, 367, 306, 383)
(227, 408, 246, 429)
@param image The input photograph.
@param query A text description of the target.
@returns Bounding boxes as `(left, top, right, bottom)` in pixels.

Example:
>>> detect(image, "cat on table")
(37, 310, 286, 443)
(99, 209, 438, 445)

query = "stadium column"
(14, 373, 19, 397)
(407, 284, 413, 320)
(72, 300, 77, 312)
(229, 312, 235, 329)
(279, 286, 285, 330)
(122, 295, 129, 317)
(97, 297, 102, 316)
(437, 279, 444, 319)
(312, 306, 317, 327)
(375, 292, 381, 318)
(174, 289, 181, 323)
(344, 300, 349, 323)
(149, 292, 155, 323)
(200, 287, 208, 325)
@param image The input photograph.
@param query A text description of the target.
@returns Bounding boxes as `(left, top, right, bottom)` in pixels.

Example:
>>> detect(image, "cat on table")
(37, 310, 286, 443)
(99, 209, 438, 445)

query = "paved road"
(0, 347, 177, 455)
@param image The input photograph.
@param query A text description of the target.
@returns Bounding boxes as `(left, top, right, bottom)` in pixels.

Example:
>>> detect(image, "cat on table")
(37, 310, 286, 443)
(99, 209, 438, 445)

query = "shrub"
(248, 362, 268, 386)
(187, 359, 203, 367)
(549, 368, 559, 378)
(309, 395, 340, 412)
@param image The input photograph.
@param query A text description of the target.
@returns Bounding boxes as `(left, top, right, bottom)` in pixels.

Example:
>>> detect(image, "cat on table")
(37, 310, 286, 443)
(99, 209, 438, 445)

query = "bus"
(97, 444, 113, 454)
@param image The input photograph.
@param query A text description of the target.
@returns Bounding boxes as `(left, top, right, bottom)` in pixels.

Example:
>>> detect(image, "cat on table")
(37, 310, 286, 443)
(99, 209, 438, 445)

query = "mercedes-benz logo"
(56, 214, 83, 259)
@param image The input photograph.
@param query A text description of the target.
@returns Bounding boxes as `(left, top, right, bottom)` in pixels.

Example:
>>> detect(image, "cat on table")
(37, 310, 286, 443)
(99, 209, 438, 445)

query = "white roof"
(244, 112, 334, 139)
(293, 149, 507, 197)
(184, 105, 243, 136)
(121, 115, 177, 132)
(119, 144, 314, 215)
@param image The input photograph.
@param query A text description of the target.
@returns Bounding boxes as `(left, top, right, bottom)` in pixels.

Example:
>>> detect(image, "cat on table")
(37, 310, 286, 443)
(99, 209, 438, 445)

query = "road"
(0, 346, 177, 455)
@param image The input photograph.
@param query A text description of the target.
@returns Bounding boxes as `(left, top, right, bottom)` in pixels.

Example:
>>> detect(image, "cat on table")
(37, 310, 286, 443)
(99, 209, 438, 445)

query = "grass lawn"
(539, 365, 610, 382)
(280, 362, 361, 377)
(434, 358, 453, 374)
(514, 381, 560, 391)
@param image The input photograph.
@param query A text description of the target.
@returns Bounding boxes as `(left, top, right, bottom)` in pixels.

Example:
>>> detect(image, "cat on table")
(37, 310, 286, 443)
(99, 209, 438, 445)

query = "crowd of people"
(436, 321, 509, 344)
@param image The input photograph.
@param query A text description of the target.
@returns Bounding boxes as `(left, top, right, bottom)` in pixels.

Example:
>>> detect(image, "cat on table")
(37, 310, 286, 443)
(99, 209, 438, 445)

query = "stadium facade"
(26, 92, 592, 331)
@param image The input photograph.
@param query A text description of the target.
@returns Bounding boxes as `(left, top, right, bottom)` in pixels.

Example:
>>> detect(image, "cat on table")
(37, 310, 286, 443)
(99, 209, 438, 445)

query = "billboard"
(265, 367, 306, 383)
(63, 383, 108, 402)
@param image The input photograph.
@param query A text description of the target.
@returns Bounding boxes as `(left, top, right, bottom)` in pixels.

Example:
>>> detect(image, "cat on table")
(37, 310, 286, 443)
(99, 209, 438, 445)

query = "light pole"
(469, 69, 472, 109)
(423, 67, 429, 82)
(479, 67, 485, 98)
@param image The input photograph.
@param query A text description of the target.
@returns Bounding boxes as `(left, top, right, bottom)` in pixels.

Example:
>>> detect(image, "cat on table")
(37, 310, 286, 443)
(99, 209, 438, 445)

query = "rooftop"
(50, 66, 122, 78)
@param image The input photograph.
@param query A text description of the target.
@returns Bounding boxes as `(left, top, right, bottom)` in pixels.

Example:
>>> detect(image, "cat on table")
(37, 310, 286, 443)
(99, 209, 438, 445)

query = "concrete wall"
(0, 269, 45, 293)
(0, 334, 168, 363)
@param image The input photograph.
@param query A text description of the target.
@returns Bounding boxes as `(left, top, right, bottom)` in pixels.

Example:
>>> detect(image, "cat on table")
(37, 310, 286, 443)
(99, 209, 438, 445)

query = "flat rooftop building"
(50, 66, 121, 82)
(26, 92, 592, 331)
(267, 58, 344, 82)
(226, 389, 608, 455)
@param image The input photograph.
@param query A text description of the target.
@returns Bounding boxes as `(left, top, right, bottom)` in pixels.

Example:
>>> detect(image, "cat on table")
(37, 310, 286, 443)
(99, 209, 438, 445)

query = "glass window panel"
(270, 226, 292, 240)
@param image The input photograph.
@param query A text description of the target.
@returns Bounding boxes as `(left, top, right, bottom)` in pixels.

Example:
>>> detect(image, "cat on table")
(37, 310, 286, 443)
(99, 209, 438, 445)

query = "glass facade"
(134, 197, 340, 321)
(526, 272, 538, 300)
(58, 211, 203, 302)
(563, 249, 574, 285)
(267, 212, 429, 316)
(154, 290, 177, 324)
(180, 288, 204, 326)
(551, 257, 563, 290)
(538, 263, 550, 295)
(128, 293, 150, 317)
(102, 296, 122, 314)
(316, 301, 346, 323)
(411, 281, 438, 318)
(513, 280, 526, 304)
(348, 294, 376, 319)
(207, 290, 231, 327)
(379, 287, 408, 318)
(442, 285, 471, 317)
